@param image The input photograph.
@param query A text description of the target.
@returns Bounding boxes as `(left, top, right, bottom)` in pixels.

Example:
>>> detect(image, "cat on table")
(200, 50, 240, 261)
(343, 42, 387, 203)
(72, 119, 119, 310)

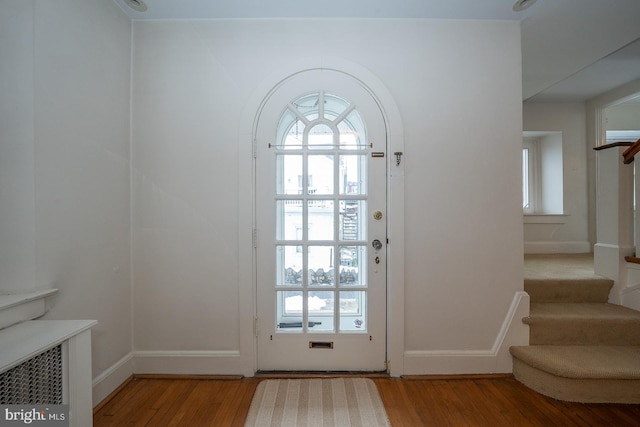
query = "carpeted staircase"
(510, 257, 640, 403)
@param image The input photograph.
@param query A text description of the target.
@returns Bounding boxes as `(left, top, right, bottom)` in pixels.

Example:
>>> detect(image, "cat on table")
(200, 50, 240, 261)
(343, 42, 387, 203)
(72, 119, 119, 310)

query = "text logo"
(1, 405, 68, 426)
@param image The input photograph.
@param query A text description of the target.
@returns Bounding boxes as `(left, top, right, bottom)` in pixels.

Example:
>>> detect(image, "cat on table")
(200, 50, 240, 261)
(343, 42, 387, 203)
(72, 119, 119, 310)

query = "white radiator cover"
(0, 320, 96, 427)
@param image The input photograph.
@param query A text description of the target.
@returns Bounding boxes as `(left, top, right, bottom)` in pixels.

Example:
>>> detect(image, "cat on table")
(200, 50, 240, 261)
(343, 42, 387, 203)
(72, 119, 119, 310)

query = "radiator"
(0, 320, 96, 427)
(0, 345, 64, 405)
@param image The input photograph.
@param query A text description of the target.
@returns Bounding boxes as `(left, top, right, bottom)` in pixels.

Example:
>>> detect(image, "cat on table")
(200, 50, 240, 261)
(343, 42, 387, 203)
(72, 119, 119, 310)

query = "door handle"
(372, 239, 383, 250)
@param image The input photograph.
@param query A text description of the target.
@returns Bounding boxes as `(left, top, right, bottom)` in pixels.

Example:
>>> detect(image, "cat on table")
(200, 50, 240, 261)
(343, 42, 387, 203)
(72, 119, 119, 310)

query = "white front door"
(255, 70, 387, 371)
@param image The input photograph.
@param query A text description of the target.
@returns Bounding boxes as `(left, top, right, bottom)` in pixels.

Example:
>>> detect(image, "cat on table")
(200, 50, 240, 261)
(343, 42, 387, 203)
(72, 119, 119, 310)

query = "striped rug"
(244, 378, 391, 427)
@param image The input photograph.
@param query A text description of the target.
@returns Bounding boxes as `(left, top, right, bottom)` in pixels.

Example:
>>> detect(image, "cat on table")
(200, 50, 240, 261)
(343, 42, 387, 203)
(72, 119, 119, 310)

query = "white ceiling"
(113, 0, 640, 102)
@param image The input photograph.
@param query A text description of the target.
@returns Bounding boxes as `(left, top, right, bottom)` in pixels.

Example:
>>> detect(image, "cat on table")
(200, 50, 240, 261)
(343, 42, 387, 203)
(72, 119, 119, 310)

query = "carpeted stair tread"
(516, 254, 640, 402)
(524, 279, 613, 303)
(524, 302, 640, 345)
(510, 345, 640, 379)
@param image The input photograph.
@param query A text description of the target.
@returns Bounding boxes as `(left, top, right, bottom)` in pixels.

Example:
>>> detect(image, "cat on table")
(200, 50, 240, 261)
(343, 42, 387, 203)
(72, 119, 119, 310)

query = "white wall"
(2, 8, 526, 399)
(132, 18, 525, 375)
(522, 103, 591, 253)
(0, 1, 36, 293)
(0, 0, 133, 404)
(606, 103, 640, 131)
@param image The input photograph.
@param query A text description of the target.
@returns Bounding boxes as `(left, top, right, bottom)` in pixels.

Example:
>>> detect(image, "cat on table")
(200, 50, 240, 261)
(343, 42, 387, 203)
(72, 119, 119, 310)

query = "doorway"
(254, 69, 388, 371)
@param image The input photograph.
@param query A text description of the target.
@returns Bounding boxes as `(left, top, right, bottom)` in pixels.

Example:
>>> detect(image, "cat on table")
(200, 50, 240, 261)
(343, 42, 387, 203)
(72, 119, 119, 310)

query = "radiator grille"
(0, 345, 64, 404)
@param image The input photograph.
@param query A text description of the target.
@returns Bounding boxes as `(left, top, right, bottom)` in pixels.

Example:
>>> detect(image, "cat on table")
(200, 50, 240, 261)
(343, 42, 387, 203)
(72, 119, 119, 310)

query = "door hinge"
(252, 138, 257, 159)
(254, 317, 259, 337)
(253, 229, 257, 248)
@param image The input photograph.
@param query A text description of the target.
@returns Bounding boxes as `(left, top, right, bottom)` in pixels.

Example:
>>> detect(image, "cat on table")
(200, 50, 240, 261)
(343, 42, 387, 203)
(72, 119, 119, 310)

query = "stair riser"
(528, 321, 640, 345)
(524, 279, 613, 303)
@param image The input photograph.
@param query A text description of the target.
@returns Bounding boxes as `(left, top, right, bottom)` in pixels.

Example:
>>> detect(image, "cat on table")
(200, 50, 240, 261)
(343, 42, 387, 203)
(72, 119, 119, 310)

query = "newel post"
(593, 144, 634, 303)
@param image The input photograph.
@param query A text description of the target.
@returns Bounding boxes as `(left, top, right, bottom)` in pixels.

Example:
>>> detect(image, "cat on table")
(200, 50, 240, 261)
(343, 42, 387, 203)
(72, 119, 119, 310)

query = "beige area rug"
(245, 378, 391, 427)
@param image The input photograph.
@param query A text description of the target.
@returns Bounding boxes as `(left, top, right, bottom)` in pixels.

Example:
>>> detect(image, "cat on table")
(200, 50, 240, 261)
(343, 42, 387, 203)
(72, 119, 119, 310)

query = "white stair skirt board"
(403, 292, 530, 374)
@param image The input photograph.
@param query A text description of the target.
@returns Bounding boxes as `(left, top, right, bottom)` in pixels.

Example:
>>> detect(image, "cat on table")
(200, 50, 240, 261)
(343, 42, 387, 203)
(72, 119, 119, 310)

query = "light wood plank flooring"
(93, 375, 640, 426)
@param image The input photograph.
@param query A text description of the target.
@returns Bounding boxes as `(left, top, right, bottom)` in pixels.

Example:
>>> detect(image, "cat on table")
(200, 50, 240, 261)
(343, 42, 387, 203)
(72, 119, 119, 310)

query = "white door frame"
(238, 60, 405, 376)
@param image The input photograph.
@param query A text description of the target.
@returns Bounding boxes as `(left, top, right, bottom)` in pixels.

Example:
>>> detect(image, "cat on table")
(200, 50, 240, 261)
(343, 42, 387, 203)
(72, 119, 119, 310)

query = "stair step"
(510, 345, 640, 403)
(524, 278, 613, 303)
(525, 302, 640, 345)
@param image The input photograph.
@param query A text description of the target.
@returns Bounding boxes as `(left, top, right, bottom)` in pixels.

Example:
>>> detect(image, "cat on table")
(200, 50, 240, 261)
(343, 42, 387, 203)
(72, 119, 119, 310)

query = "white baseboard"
(92, 352, 134, 407)
(524, 241, 591, 254)
(403, 291, 530, 375)
(91, 350, 250, 407)
(94, 292, 530, 394)
(133, 350, 245, 376)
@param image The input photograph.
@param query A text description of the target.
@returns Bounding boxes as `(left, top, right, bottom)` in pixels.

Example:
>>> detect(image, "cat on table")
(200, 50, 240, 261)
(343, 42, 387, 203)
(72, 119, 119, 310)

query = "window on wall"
(522, 138, 538, 213)
(522, 132, 563, 215)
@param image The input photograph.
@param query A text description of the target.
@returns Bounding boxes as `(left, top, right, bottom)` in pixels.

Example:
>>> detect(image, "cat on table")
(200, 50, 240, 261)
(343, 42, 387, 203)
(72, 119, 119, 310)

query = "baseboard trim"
(93, 375, 133, 414)
(401, 373, 513, 381)
(133, 373, 244, 380)
(403, 291, 529, 375)
(133, 350, 244, 375)
(92, 352, 134, 408)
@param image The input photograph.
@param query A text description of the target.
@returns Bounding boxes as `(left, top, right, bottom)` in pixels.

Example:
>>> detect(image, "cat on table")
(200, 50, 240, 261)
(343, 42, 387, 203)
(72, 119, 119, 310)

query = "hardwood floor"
(93, 375, 640, 426)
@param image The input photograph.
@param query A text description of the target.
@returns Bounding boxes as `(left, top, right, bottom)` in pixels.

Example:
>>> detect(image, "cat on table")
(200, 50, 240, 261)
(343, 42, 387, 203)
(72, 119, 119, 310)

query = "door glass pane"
(272, 91, 370, 337)
(277, 155, 303, 195)
(308, 123, 334, 149)
(308, 200, 334, 240)
(324, 94, 350, 120)
(339, 245, 365, 287)
(338, 111, 366, 150)
(277, 291, 303, 332)
(308, 290, 335, 332)
(339, 200, 366, 241)
(339, 291, 366, 332)
(277, 110, 305, 150)
(293, 93, 320, 121)
(339, 155, 366, 195)
(308, 245, 334, 287)
(276, 200, 302, 240)
(308, 155, 334, 195)
(277, 245, 303, 287)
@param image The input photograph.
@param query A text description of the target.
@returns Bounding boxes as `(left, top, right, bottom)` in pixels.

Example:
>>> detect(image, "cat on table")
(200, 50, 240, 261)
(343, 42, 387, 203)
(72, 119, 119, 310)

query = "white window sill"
(524, 214, 568, 224)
